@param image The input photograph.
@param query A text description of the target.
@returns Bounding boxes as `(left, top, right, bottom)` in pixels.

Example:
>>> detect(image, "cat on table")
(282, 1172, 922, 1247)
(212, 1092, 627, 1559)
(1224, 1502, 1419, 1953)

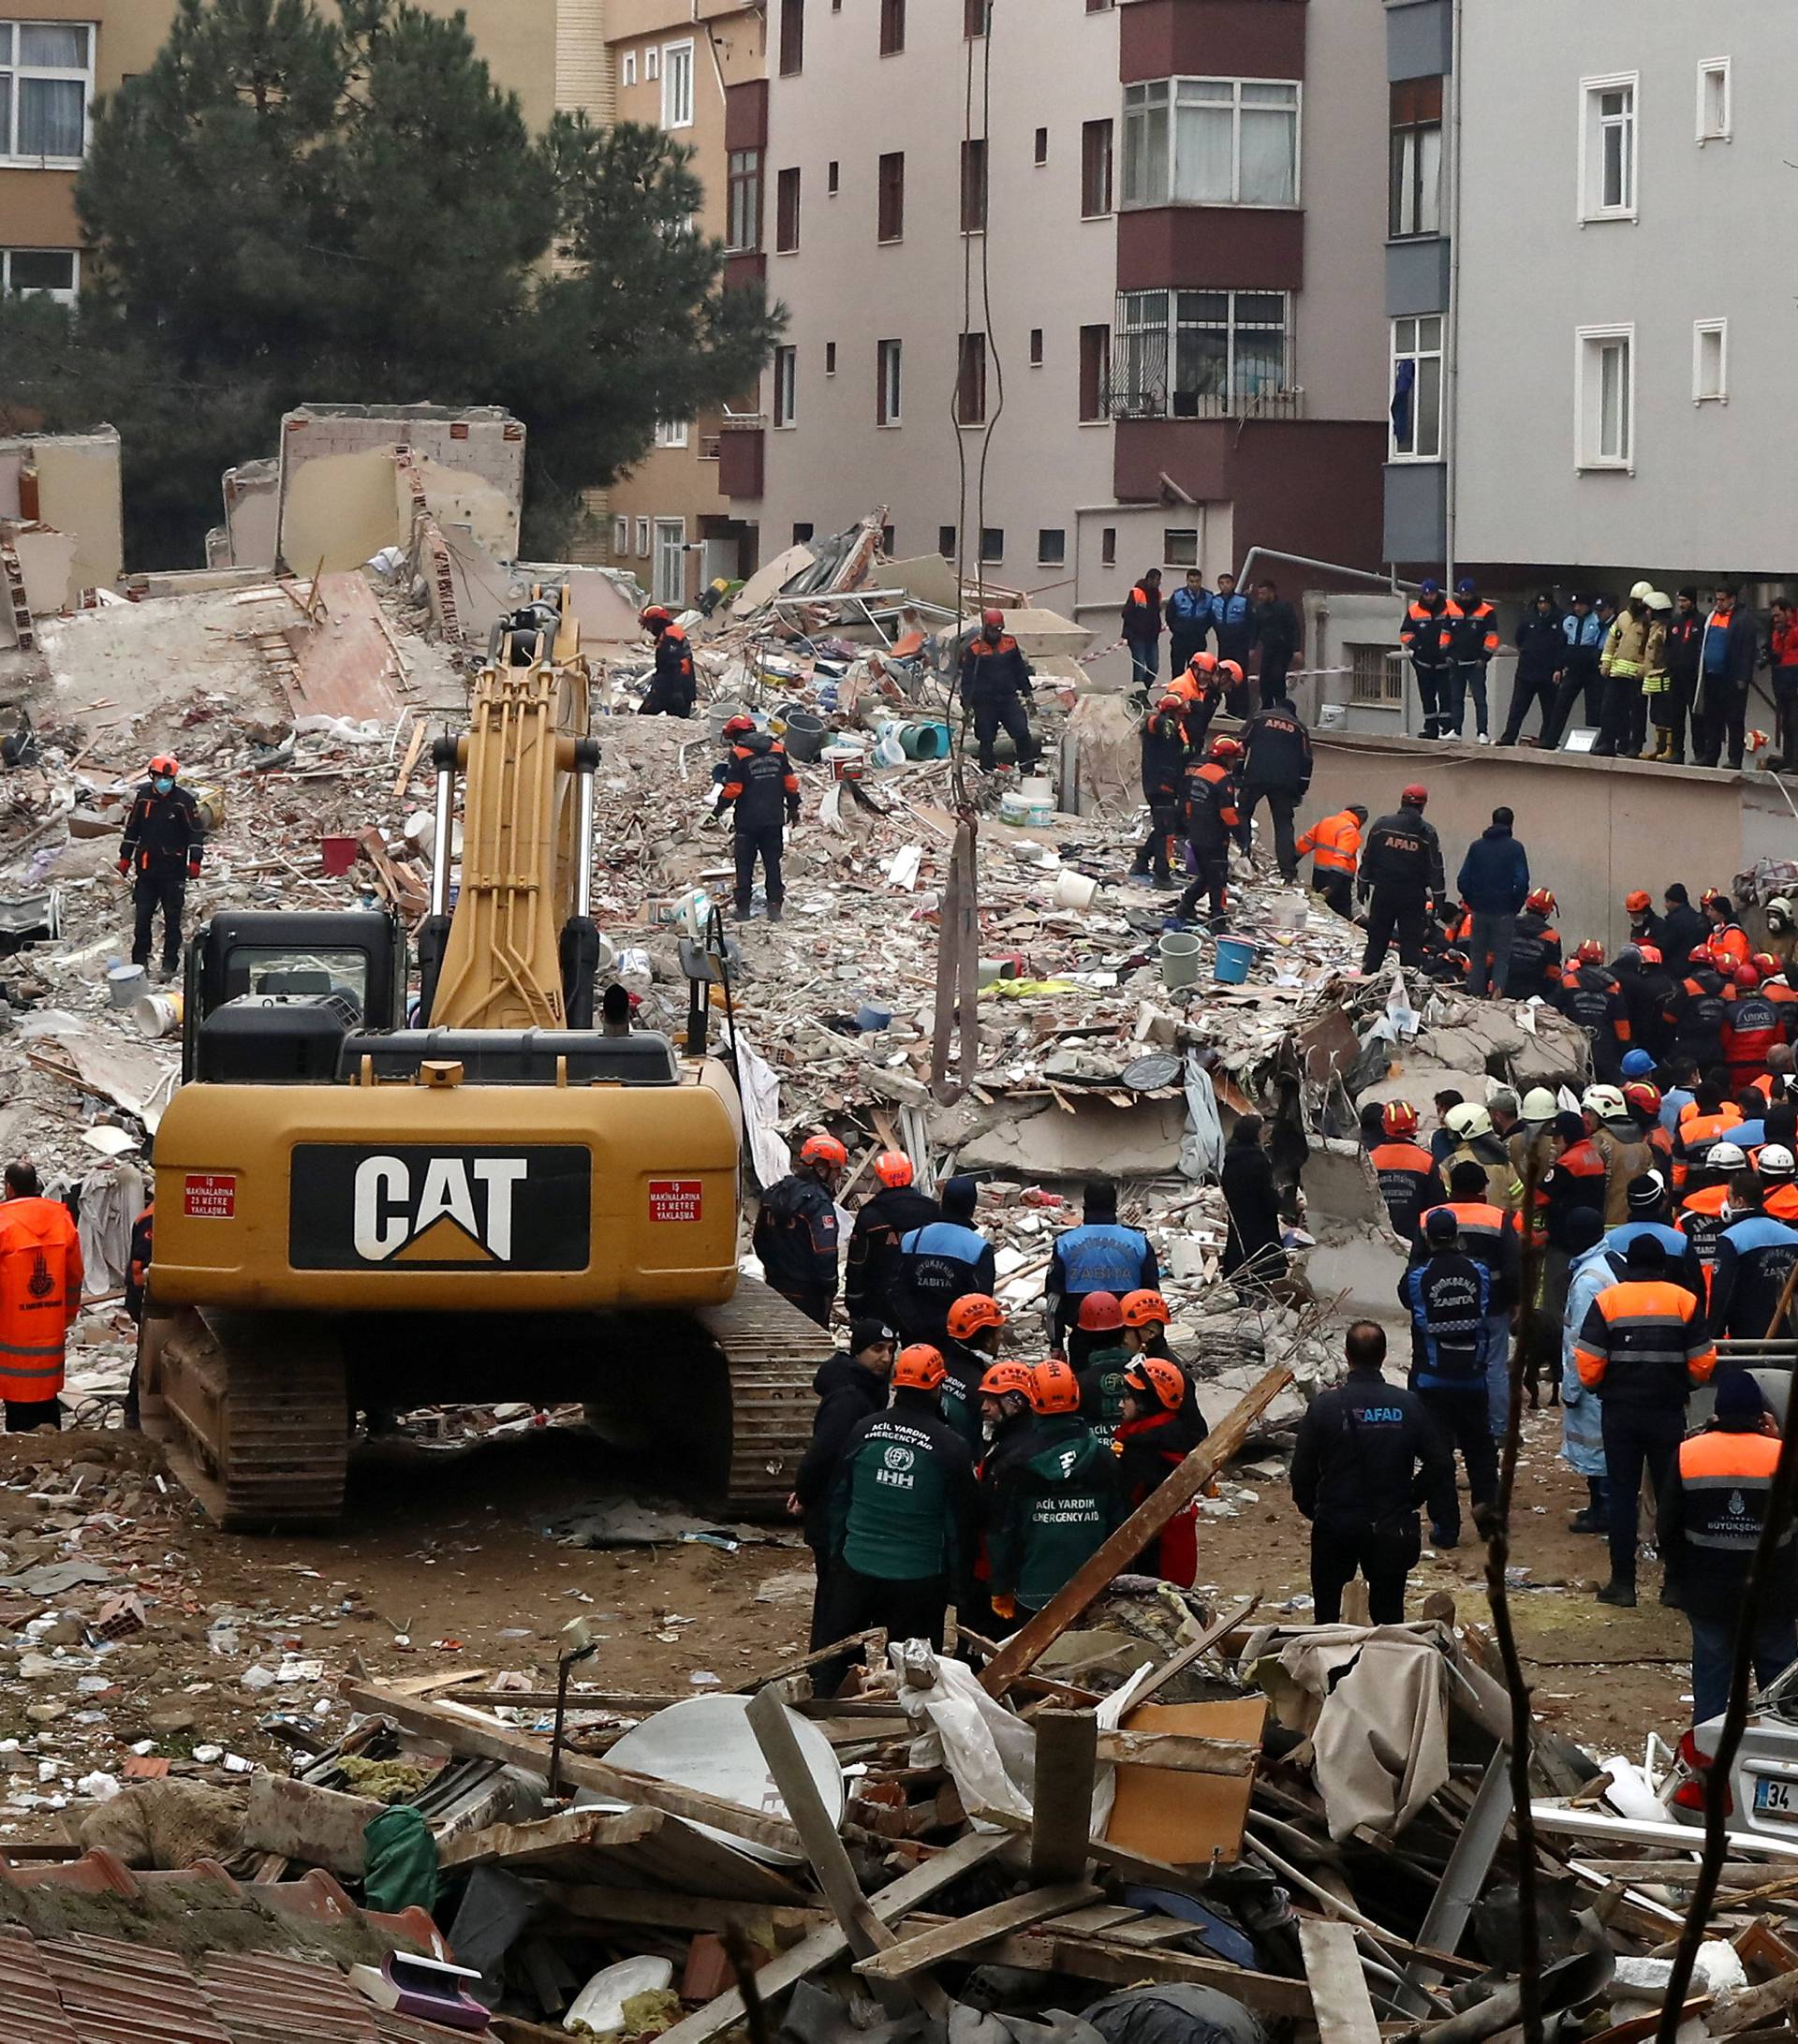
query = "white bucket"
(1271, 897, 1306, 933)
(1054, 869, 1098, 911)
(1019, 776, 1054, 806)
(707, 699, 747, 743)
(130, 991, 183, 1039)
(1000, 792, 1054, 827)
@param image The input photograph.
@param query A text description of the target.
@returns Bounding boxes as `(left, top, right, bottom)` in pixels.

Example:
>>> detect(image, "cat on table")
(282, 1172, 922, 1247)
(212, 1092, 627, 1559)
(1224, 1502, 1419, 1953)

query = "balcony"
(718, 419, 765, 500)
(1107, 378, 1305, 423)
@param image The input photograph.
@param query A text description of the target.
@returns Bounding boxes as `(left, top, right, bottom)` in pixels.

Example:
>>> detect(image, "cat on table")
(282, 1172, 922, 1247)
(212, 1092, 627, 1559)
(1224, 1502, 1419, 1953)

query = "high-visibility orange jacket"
(1662, 1427, 1795, 1607)
(1294, 810, 1361, 875)
(1674, 1184, 1732, 1298)
(1709, 924, 1752, 969)
(1574, 1276, 1717, 1406)
(1672, 1105, 1745, 1191)
(0, 1197, 83, 1404)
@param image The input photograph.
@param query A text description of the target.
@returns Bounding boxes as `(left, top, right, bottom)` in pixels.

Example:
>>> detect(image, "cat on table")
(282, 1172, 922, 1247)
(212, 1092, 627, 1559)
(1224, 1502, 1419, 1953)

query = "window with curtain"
(1389, 78, 1443, 237)
(1113, 289, 1290, 415)
(1123, 77, 1298, 208)
(2, 22, 93, 162)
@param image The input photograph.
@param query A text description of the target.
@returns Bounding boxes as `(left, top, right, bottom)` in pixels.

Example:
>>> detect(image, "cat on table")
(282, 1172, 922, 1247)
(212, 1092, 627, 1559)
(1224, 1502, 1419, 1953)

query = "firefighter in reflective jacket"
(1504, 889, 1563, 999)
(638, 606, 696, 716)
(1129, 697, 1188, 888)
(753, 1134, 846, 1327)
(1174, 737, 1243, 931)
(1557, 940, 1632, 1082)
(961, 610, 1039, 772)
(1358, 785, 1445, 976)
(1294, 804, 1367, 919)
(1659, 1371, 1798, 1724)
(1672, 1084, 1745, 1192)
(0, 1164, 82, 1433)
(1369, 1101, 1444, 1244)
(1724, 964, 1785, 1092)
(715, 717, 801, 921)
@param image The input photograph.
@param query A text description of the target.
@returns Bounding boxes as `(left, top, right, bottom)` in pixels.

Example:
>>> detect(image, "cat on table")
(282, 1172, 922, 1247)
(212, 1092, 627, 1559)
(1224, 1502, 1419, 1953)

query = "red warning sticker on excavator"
(648, 1180, 701, 1224)
(184, 1174, 237, 1220)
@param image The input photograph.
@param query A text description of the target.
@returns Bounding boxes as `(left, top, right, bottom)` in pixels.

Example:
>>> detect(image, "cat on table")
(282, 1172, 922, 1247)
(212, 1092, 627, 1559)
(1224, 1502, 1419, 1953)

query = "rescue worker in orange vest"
(1672, 1082, 1745, 1193)
(1659, 1372, 1798, 1724)
(1556, 940, 1633, 1082)
(1370, 1101, 1445, 1244)
(1702, 891, 1753, 970)
(638, 605, 697, 717)
(1129, 696, 1189, 889)
(1503, 888, 1563, 1000)
(1171, 653, 1224, 754)
(1674, 1137, 1745, 1293)
(1445, 577, 1500, 743)
(1575, 1232, 1718, 1608)
(1174, 736, 1243, 932)
(1121, 570, 1163, 693)
(1294, 804, 1367, 920)
(0, 1163, 82, 1434)
(1401, 580, 1455, 740)
(1756, 958, 1798, 1045)
(960, 609, 1039, 772)
(1724, 963, 1785, 1094)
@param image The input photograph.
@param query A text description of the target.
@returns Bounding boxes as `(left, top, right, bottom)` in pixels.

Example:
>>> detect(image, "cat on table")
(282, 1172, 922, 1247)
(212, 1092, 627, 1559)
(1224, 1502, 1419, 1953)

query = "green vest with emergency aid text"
(1077, 1345, 1133, 1444)
(996, 1416, 1122, 1611)
(838, 1411, 959, 1581)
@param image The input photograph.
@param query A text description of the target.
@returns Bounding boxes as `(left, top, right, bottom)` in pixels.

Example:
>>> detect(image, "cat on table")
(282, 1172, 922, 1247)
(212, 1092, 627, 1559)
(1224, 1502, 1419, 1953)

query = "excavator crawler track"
(695, 1278, 835, 1516)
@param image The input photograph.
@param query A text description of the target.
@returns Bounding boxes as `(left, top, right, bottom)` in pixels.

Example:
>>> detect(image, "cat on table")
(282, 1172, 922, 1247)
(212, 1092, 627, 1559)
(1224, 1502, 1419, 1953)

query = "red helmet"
(1635, 944, 1663, 965)
(147, 754, 180, 778)
(640, 605, 672, 627)
(1623, 1081, 1662, 1119)
(1575, 938, 1604, 965)
(799, 1133, 848, 1169)
(1525, 887, 1556, 916)
(979, 1359, 1035, 1401)
(892, 1344, 948, 1391)
(1123, 1357, 1186, 1414)
(1027, 1358, 1082, 1416)
(1076, 1291, 1124, 1333)
(1702, 888, 1725, 908)
(1707, 942, 1737, 971)
(1381, 1100, 1419, 1138)
(1208, 736, 1243, 761)
(722, 714, 755, 738)
(1401, 784, 1428, 807)
(872, 1150, 914, 1189)
(980, 607, 1005, 628)
(1119, 1288, 1171, 1329)
(1625, 890, 1653, 914)
(1216, 659, 1244, 684)
(1157, 695, 1184, 716)
(1735, 963, 1762, 990)
(1186, 651, 1218, 676)
(1754, 952, 1782, 976)
(947, 1293, 1006, 1341)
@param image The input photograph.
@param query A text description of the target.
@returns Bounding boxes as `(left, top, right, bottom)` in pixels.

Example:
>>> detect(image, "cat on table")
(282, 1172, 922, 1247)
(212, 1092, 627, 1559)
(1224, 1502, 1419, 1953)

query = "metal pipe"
(1235, 545, 1420, 598)
(573, 768, 596, 919)
(429, 757, 455, 919)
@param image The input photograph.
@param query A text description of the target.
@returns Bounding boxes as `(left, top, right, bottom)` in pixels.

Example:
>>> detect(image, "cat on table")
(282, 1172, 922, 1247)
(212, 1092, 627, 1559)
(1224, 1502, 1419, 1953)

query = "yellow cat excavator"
(140, 588, 829, 1528)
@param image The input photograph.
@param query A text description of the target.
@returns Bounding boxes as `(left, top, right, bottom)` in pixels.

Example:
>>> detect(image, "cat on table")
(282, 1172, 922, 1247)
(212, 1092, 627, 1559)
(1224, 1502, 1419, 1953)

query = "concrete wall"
(221, 459, 279, 572)
(0, 427, 123, 598)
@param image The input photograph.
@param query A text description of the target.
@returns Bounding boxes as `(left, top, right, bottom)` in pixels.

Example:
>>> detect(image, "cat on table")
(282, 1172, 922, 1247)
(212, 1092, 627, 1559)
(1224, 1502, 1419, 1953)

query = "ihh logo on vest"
(877, 1443, 916, 1490)
(287, 1144, 592, 1271)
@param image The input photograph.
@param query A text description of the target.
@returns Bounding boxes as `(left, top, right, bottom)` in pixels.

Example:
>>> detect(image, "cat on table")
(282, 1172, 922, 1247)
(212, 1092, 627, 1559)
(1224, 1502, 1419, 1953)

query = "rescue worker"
(1454, 807, 1529, 997)
(117, 755, 205, 980)
(1574, 1233, 1718, 1607)
(1215, 657, 1249, 721)
(821, 1343, 978, 1682)
(1128, 696, 1188, 889)
(1291, 1319, 1455, 1624)
(1401, 580, 1455, 740)
(1046, 1182, 1158, 1359)
(1760, 968, 1798, 1049)
(1625, 890, 1666, 951)
(1542, 591, 1607, 747)
(966, 1358, 1038, 1632)
(1237, 691, 1312, 883)
(939, 1293, 1008, 1450)
(1400, 1208, 1499, 1548)
(1071, 1294, 1131, 1442)
(1704, 891, 1753, 969)
(844, 1152, 941, 1325)
(1583, 1083, 1654, 1225)
(1611, 944, 1674, 1065)
(1660, 1372, 1798, 1725)
(1358, 786, 1445, 977)
(0, 1164, 82, 1433)
(715, 717, 801, 922)
(1498, 592, 1566, 747)
(1668, 944, 1732, 1076)
(792, 1319, 897, 1647)
(1605, 1171, 1707, 1305)
(1709, 1171, 1798, 1339)
(1724, 964, 1785, 1092)
(1558, 1207, 1614, 1532)
(122, 1184, 154, 1431)
(961, 608, 1039, 772)
(753, 1133, 847, 1326)
(1657, 591, 1705, 764)
(1441, 1101, 1520, 1212)
(1675, 1138, 1745, 1287)
(1594, 581, 1657, 757)
(1672, 1081, 1745, 1193)
(892, 1175, 995, 1346)
(1207, 574, 1258, 712)
(1556, 940, 1632, 1082)
(1172, 654, 1224, 755)
(988, 1359, 1121, 1624)
(1121, 570, 1163, 692)
(1498, 888, 1561, 1002)
(1173, 735, 1243, 932)
(1165, 567, 1211, 675)
(1294, 803, 1366, 919)
(1762, 1143, 1798, 1226)
(1445, 576, 1499, 743)
(1624, 1081, 1674, 1176)
(1419, 1157, 1520, 1438)
(638, 605, 696, 716)
(1692, 586, 1758, 772)
(1636, 591, 1674, 757)
(1370, 1101, 1445, 1245)
(1113, 1356, 1208, 1586)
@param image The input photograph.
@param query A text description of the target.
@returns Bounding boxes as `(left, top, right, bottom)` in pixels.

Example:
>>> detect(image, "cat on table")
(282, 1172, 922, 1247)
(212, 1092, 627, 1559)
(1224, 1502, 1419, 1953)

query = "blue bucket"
(1213, 936, 1256, 984)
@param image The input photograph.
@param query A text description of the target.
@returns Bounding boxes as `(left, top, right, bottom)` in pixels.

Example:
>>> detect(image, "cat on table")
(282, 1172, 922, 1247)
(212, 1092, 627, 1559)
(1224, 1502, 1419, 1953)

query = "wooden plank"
(434, 1803, 810, 1903)
(1128, 1595, 1260, 1708)
(242, 1773, 381, 1878)
(854, 1883, 1102, 1982)
(341, 1681, 802, 1857)
(1049, 1905, 1149, 1937)
(731, 1630, 885, 1695)
(1299, 1917, 1382, 2044)
(1093, 1729, 1258, 1778)
(980, 1362, 1294, 1696)
(549, 1887, 828, 1939)
(1030, 1711, 1098, 1885)
(971, 1930, 1312, 2020)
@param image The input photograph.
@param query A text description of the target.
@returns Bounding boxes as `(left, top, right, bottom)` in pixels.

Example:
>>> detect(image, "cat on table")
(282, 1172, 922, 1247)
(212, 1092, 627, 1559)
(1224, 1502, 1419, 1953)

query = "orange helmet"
(947, 1293, 1006, 1341)
(1027, 1358, 1082, 1415)
(1702, 888, 1725, 908)
(1735, 963, 1762, 990)
(1708, 942, 1737, 971)
(799, 1133, 848, 1169)
(892, 1344, 948, 1391)
(978, 1359, 1035, 1401)
(1623, 1081, 1661, 1119)
(639, 605, 672, 628)
(872, 1151, 914, 1189)
(1120, 1289, 1171, 1329)
(1157, 695, 1184, 716)
(1186, 651, 1218, 677)
(1625, 890, 1653, 914)
(1124, 1357, 1186, 1414)
(1208, 736, 1243, 761)
(1575, 938, 1604, 965)
(1217, 659, 1245, 684)
(1753, 953, 1782, 977)
(1636, 943, 1663, 965)
(1525, 888, 1556, 916)
(1381, 1100, 1419, 1138)
(1077, 1291, 1124, 1332)
(147, 754, 179, 777)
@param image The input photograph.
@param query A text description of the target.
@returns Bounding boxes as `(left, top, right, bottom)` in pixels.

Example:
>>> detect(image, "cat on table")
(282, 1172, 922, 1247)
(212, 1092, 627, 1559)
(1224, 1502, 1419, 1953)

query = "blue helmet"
(1420, 578, 1441, 597)
(1620, 1048, 1655, 1080)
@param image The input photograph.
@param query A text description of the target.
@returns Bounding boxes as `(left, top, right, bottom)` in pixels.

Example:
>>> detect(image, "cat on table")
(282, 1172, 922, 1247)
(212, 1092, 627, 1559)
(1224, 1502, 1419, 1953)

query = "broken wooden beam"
(1092, 1728, 1258, 1778)
(853, 1882, 1102, 1981)
(1299, 1917, 1382, 2044)
(1030, 1711, 1098, 1885)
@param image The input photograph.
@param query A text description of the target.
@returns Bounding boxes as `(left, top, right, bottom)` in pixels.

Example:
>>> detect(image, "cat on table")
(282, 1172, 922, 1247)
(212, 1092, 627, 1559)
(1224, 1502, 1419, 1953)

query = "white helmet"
(1445, 1102, 1493, 1140)
(1759, 1144, 1796, 1183)
(1582, 1084, 1627, 1120)
(1645, 590, 1673, 613)
(1629, 581, 1654, 602)
(1522, 1086, 1558, 1122)
(1708, 1140, 1749, 1174)
(1769, 898, 1795, 933)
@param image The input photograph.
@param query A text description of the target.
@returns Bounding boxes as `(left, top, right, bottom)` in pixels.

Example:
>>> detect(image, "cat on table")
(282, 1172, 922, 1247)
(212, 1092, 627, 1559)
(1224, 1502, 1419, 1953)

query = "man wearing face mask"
(118, 755, 205, 981)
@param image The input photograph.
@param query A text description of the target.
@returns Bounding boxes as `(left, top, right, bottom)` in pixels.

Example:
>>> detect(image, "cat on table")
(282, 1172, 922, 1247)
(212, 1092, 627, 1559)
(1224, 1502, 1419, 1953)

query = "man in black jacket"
(1692, 585, 1761, 771)
(844, 1154, 940, 1323)
(960, 609, 1039, 772)
(1251, 580, 1301, 709)
(1222, 1115, 1284, 1295)
(1358, 785, 1445, 976)
(1659, 591, 1705, 766)
(638, 607, 697, 716)
(1498, 593, 1565, 746)
(1291, 1319, 1454, 1623)
(1401, 1208, 1499, 1546)
(1239, 693, 1312, 883)
(791, 1319, 896, 1647)
(117, 755, 206, 978)
(753, 1133, 846, 1326)
(715, 726, 801, 921)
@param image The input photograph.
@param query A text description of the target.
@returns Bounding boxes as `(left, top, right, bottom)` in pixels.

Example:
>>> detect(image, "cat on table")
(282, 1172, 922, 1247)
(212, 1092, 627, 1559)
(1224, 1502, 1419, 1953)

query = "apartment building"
(716, 0, 1389, 649)
(1383, 0, 1798, 587)
(599, 0, 764, 610)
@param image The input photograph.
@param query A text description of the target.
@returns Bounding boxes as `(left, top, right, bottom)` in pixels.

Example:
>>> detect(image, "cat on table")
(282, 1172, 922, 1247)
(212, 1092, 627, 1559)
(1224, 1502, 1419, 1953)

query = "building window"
(1388, 78, 1442, 239)
(824, 340, 836, 375)
(661, 41, 694, 129)
(1028, 328, 1043, 366)
(779, 0, 803, 76)
(1079, 324, 1110, 420)
(775, 167, 801, 252)
(877, 338, 902, 425)
(1087, 0, 1113, 11)
(1697, 58, 1731, 143)
(635, 518, 652, 558)
(655, 419, 689, 449)
(1112, 289, 1290, 419)
(938, 524, 957, 558)
(774, 345, 798, 428)
(879, 0, 905, 57)
(643, 47, 660, 80)
(960, 138, 988, 233)
(877, 151, 905, 241)
(1693, 319, 1727, 404)
(1121, 78, 1301, 211)
(1034, 126, 1049, 166)
(727, 150, 762, 252)
(1100, 526, 1117, 567)
(1349, 644, 1407, 707)
(0, 246, 77, 302)
(793, 522, 814, 544)
(1163, 529, 1200, 568)
(964, 0, 989, 34)
(1038, 529, 1066, 567)
(1081, 119, 1113, 216)
(1576, 325, 1634, 470)
(654, 519, 686, 607)
(1389, 314, 1443, 461)
(956, 331, 988, 425)
(980, 528, 1004, 564)
(1580, 75, 1637, 220)
(612, 516, 629, 555)
(0, 22, 93, 163)
(827, 159, 839, 195)
(621, 51, 637, 86)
